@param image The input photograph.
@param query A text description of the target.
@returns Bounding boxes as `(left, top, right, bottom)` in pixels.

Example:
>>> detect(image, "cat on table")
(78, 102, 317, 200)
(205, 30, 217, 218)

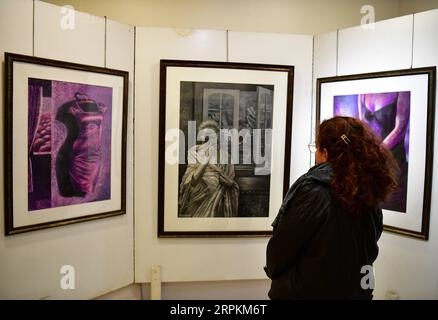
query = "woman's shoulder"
(305, 162, 333, 186)
(281, 164, 332, 206)
(296, 178, 331, 203)
(293, 163, 332, 195)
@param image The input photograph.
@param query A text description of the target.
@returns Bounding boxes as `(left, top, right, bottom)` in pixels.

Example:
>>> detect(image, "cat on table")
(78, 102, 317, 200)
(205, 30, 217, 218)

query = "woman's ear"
(316, 147, 329, 164)
(322, 148, 329, 161)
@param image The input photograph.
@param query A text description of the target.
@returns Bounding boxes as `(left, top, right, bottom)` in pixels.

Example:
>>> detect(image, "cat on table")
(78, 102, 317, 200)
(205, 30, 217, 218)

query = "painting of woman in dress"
(179, 120, 240, 217)
(333, 91, 410, 213)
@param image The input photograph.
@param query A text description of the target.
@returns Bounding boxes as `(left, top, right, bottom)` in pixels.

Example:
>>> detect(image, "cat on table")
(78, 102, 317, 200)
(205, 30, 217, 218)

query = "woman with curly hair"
(265, 116, 397, 299)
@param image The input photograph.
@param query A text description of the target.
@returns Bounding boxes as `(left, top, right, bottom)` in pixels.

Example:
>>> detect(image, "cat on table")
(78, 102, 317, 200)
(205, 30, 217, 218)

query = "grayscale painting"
(178, 82, 274, 218)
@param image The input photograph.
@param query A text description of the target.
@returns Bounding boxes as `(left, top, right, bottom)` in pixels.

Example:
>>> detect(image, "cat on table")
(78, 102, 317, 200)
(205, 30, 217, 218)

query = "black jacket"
(265, 162, 383, 299)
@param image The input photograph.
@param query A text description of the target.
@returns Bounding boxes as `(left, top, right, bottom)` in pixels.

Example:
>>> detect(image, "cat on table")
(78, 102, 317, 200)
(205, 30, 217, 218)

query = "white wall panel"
(313, 32, 338, 79)
(0, 0, 33, 55)
(0, 2, 134, 299)
(161, 280, 270, 300)
(134, 28, 313, 285)
(228, 32, 314, 183)
(103, 19, 135, 293)
(412, 9, 438, 67)
(134, 27, 273, 284)
(0, 0, 35, 300)
(338, 15, 413, 75)
(372, 8, 438, 300)
(0, 0, 34, 247)
(312, 31, 338, 162)
(34, 1, 105, 66)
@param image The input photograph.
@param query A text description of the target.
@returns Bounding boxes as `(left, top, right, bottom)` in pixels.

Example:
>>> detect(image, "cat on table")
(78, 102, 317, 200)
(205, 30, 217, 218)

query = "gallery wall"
(313, 10, 438, 299)
(43, 0, 402, 36)
(1, 0, 438, 300)
(134, 28, 313, 284)
(397, 0, 438, 16)
(0, 0, 135, 299)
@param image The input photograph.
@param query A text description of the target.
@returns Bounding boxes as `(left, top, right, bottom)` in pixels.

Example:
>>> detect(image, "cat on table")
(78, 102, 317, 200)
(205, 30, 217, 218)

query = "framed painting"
(4, 52, 128, 235)
(158, 60, 294, 237)
(317, 67, 436, 240)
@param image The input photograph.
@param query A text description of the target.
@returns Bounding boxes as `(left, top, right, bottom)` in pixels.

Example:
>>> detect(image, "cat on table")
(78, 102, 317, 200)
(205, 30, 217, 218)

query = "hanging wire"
(32, 0, 36, 56)
(226, 30, 230, 62)
(104, 16, 108, 68)
(336, 29, 339, 76)
(410, 14, 415, 69)
(309, 35, 316, 167)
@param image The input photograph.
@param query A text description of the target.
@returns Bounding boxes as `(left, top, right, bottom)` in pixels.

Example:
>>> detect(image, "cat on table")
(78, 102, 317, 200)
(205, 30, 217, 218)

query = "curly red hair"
(317, 116, 398, 214)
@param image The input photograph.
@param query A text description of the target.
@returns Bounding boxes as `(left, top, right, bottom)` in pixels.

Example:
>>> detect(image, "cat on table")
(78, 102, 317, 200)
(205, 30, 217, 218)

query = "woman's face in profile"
(316, 146, 328, 165)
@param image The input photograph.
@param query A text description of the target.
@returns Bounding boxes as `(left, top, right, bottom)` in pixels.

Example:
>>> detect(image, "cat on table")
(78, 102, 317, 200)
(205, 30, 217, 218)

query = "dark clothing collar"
(306, 161, 333, 186)
(272, 162, 332, 228)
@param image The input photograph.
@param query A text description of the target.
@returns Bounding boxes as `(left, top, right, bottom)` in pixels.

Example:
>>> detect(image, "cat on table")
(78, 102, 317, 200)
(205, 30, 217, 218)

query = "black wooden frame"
(158, 59, 294, 237)
(316, 67, 436, 240)
(4, 52, 129, 235)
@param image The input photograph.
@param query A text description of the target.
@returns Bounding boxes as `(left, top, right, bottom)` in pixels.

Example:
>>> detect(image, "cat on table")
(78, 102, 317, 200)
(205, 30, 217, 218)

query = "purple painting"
(28, 78, 113, 211)
(333, 91, 410, 213)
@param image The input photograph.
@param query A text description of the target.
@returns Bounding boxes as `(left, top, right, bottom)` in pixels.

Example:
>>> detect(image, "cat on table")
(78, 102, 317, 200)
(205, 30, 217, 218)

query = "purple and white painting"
(28, 78, 113, 211)
(333, 91, 410, 213)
